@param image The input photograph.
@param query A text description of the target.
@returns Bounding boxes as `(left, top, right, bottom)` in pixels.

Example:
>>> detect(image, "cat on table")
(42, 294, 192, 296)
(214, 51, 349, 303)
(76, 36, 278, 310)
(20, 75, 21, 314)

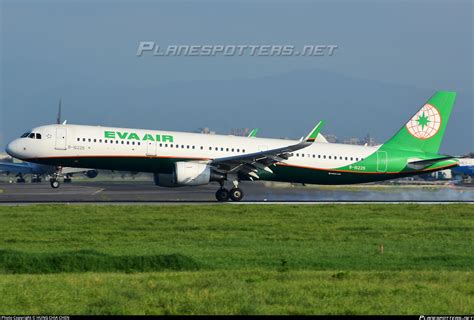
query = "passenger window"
(302, 154, 305, 157)
(242, 149, 245, 153)
(182, 145, 185, 149)
(345, 157, 348, 160)
(187, 145, 190, 149)
(296, 153, 299, 157)
(329, 156, 331, 159)
(77, 138, 80, 142)
(323, 155, 326, 159)
(88, 138, 91, 142)
(116, 141, 119, 144)
(105, 140, 108, 143)
(138, 142, 141, 145)
(237, 149, 240, 152)
(94, 139, 97, 143)
(127, 141, 130, 145)
(99, 139, 102, 143)
(350, 157, 353, 161)
(226, 148, 229, 152)
(221, 147, 224, 151)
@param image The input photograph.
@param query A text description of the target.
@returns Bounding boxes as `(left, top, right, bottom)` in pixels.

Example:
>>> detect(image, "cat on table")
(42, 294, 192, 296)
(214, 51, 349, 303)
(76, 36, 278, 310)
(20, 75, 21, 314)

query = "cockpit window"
(36, 133, 42, 139)
(21, 132, 30, 138)
(28, 133, 35, 139)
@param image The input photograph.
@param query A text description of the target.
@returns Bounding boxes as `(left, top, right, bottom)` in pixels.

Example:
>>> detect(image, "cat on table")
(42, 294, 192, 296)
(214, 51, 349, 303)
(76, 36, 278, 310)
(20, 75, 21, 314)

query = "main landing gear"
(215, 180, 244, 202)
(16, 174, 26, 183)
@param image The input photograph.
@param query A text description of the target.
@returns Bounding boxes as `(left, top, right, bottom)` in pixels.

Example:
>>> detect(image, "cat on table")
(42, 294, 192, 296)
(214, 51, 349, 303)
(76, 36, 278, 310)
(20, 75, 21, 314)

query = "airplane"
(5, 91, 460, 201)
(0, 160, 98, 183)
(451, 158, 474, 177)
(0, 98, 98, 184)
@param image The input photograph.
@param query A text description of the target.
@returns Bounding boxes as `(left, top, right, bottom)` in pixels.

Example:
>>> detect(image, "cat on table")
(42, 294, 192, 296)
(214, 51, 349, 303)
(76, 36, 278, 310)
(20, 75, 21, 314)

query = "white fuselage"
(6, 124, 378, 172)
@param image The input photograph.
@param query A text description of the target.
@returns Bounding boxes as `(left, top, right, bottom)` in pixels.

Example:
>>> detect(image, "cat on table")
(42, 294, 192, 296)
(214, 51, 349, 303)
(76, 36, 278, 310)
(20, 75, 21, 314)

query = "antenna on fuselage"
(56, 98, 62, 124)
(56, 98, 67, 125)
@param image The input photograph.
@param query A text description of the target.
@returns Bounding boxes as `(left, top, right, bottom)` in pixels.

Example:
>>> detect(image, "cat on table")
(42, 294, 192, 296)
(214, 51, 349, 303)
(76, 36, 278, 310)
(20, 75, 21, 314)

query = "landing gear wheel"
(215, 188, 230, 202)
(229, 188, 244, 202)
(50, 179, 60, 189)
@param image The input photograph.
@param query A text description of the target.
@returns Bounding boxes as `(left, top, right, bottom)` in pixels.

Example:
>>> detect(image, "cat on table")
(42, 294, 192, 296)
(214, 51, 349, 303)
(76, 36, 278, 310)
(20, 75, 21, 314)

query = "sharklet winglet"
(304, 120, 325, 143)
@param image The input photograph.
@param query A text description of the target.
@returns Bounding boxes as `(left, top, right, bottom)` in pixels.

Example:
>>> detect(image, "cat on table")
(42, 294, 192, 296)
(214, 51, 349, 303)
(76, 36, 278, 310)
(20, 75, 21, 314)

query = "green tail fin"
(383, 91, 456, 154)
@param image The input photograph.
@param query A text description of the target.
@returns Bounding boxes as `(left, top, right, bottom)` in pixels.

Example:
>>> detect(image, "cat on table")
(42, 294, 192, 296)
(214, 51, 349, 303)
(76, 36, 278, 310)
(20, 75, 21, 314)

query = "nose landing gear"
(50, 179, 60, 189)
(49, 167, 62, 189)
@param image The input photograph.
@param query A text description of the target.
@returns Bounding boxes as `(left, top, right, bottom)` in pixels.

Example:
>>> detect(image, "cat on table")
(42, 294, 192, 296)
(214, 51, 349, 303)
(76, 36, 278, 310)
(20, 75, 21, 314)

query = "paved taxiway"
(0, 181, 472, 203)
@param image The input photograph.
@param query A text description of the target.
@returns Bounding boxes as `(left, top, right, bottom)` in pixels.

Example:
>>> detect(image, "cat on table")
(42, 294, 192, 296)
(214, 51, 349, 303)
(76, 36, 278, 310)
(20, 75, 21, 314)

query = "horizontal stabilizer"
(407, 156, 459, 170)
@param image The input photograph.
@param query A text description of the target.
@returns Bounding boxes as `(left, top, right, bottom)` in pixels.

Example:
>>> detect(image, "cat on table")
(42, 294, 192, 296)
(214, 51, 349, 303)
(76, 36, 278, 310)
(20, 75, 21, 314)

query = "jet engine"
(85, 170, 99, 179)
(154, 162, 225, 187)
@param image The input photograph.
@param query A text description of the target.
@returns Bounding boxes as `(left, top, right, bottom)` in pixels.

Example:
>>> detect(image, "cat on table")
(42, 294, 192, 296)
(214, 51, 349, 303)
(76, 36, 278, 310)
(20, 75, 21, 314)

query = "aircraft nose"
(6, 139, 23, 159)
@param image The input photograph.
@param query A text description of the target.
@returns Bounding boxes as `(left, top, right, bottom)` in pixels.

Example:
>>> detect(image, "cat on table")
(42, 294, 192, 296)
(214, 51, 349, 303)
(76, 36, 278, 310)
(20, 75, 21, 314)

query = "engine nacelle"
(85, 170, 98, 179)
(154, 162, 226, 187)
(174, 162, 212, 186)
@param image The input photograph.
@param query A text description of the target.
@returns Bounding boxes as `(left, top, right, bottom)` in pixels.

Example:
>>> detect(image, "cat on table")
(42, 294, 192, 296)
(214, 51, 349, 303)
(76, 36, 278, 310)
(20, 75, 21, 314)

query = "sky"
(1, 0, 472, 154)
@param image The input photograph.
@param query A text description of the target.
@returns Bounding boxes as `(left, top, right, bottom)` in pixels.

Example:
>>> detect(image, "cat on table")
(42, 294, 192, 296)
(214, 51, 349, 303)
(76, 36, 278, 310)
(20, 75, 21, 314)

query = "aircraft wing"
(61, 167, 96, 175)
(0, 162, 34, 174)
(211, 121, 324, 179)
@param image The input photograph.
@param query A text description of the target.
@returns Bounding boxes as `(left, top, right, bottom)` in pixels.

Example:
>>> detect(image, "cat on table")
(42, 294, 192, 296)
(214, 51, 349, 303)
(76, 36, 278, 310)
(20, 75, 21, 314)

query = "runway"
(0, 181, 472, 204)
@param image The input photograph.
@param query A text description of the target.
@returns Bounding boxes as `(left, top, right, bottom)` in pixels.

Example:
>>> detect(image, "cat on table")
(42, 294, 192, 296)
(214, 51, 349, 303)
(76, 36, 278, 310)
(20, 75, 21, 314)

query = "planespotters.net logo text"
(136, 42, 338, 57)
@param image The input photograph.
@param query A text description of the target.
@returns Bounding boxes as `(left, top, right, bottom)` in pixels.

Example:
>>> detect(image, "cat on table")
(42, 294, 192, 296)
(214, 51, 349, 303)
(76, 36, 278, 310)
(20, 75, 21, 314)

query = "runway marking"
(92, 188, 105, 195)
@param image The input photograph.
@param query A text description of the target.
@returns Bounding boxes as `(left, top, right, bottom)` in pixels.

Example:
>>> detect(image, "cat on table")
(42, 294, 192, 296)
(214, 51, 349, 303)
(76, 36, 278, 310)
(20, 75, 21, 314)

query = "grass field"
(0, 204, 472, 314)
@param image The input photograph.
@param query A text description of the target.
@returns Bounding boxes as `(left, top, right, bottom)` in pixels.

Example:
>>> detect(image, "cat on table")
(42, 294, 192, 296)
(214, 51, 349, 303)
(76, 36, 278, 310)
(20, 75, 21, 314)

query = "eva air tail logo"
(406, 104, 441, 140)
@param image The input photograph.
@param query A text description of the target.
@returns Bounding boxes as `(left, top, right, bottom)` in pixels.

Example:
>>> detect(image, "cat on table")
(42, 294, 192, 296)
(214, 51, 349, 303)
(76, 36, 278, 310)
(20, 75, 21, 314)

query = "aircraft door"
(376, 151, 388, 172)
(146, 140, 157, 156)
(55, 127, 67, 150)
